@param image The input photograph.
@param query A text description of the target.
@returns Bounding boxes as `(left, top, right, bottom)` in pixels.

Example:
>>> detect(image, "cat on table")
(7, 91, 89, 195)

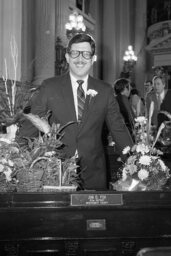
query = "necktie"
(77, 80, 85, 122)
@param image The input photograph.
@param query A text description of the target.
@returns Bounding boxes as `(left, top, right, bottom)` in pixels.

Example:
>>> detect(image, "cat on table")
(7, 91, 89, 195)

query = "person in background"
(158, 87, 171, 127)
(17, 33, 133, 190)
(129, 87, 145, 117)
(144, 80, 153, 99)
(146, 76, 167, 128)
(114, 78, 135, 140)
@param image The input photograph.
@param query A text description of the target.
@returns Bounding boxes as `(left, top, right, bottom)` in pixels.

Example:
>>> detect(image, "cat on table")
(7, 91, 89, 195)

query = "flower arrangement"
(0, 113, 80, 192)
(112, 103, 171, 191)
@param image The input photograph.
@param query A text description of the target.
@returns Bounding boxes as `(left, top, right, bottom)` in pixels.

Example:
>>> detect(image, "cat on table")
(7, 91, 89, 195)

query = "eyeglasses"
(69, 50, 93, 60)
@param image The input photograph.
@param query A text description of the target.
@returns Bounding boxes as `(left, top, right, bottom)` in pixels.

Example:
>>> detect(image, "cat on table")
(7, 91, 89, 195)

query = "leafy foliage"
(0, 78, 33, 125)
(0, 117, 80, 192)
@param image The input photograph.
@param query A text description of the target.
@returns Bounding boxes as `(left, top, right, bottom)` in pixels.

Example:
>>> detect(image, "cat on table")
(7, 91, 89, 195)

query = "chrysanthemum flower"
(135, 116, 147, 124)
(138, 169, 149, 180)
(127, 155, 136, 165)
(127, 164, 137, 175)
(136, 144, 149, 154)
(139, 155, 151, 165)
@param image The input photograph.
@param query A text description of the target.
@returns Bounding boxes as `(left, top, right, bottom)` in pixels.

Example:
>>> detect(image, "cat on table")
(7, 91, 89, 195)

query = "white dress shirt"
(159, 90, 165, 103)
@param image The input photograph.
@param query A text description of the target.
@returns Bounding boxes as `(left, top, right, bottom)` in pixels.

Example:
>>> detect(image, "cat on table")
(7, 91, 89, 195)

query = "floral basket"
(112, 112, 171, 191)
(0, 115, 80, 192)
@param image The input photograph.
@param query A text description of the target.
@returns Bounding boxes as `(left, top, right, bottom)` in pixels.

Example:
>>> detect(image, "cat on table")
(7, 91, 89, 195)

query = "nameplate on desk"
(70, 193, 123, 206)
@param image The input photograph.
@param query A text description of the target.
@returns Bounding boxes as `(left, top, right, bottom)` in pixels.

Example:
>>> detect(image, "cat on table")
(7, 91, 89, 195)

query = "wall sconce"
(65, 11, 86, 39)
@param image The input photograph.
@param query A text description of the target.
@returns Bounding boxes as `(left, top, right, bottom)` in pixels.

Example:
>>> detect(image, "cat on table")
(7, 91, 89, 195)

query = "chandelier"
(65, 11, 86, 39)
(120, 45, 137, 79)
(123, 45, 137, 66)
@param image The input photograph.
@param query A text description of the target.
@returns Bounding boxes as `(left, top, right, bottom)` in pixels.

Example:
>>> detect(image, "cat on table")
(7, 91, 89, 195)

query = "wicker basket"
(16, 168, 44, 192)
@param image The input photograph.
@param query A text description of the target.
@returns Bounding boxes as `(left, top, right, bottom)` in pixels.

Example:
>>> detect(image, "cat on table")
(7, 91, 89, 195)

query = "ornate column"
(102, 0, 117, 84)
(102, 0, 132, 85)
(33, 0, 56, 86)
(20, 0, 35, 82)
(54, 0, 69, 76)
(55, 0, 69, 45)
(134, 0, 147, 97)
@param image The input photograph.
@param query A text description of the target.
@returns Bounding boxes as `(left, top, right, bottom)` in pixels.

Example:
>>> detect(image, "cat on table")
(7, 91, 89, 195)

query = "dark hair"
(114, 78, 130, 95)
(130, 88, 139, 96)
(66, 33, 96, 56)
(153, 75, 166, 85)
(144, 80, 152, 85)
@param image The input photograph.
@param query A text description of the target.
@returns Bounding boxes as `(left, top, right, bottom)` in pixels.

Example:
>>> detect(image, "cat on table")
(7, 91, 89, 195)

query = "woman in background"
(129, 87, 145, 117)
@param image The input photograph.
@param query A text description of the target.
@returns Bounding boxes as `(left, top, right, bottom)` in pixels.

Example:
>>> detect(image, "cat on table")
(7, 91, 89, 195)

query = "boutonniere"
(86, 89, 98, 98)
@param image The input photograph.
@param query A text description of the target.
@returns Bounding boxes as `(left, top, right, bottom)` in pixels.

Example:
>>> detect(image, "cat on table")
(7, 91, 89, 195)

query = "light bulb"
(77, 15, 83, 22)
(77, 22, 83, 29)
(65, 23, 72, 30)
(123, 56, 128, 61)
(71, 21, 77, 28)
(82, 25, 86, 31)
(128, 45, 132, 51)
(69, 14, 76, 22)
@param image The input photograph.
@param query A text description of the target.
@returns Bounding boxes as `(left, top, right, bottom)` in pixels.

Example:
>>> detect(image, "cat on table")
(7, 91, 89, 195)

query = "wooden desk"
(0, 191, 171, 256)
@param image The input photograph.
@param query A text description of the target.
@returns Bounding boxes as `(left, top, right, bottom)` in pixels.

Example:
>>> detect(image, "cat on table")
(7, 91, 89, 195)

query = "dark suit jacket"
(116, 94, 135, 138)
(158, 89, 171, 127)
(146, 91, 162, 126)
(18, 73, 133, 190)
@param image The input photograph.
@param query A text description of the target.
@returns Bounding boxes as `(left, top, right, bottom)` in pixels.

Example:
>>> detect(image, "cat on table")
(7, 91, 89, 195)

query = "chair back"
(137, 247, 171, 256)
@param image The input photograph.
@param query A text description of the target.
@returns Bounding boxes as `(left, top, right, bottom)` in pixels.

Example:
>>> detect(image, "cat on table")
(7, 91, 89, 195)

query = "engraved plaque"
(70, 193, 123, 206)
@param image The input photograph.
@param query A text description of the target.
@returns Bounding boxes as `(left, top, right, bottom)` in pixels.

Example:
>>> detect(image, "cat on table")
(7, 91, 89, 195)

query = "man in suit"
(114, 78, 135, 140)
(146, 76, 167, 128)
(18, 33, 133, 190)
(158, 89, 171, 126)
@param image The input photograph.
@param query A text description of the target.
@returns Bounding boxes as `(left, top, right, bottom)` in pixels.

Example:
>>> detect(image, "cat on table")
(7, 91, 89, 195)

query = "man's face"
(154, 78, 165, 94)
(145, 82, 153, 93)
(65, 42, 95, 79)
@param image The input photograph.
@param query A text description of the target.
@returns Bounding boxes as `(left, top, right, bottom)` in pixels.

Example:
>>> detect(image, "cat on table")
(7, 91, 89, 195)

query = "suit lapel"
(78, 76, 98, 130)
(61, 73, 77, 122)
